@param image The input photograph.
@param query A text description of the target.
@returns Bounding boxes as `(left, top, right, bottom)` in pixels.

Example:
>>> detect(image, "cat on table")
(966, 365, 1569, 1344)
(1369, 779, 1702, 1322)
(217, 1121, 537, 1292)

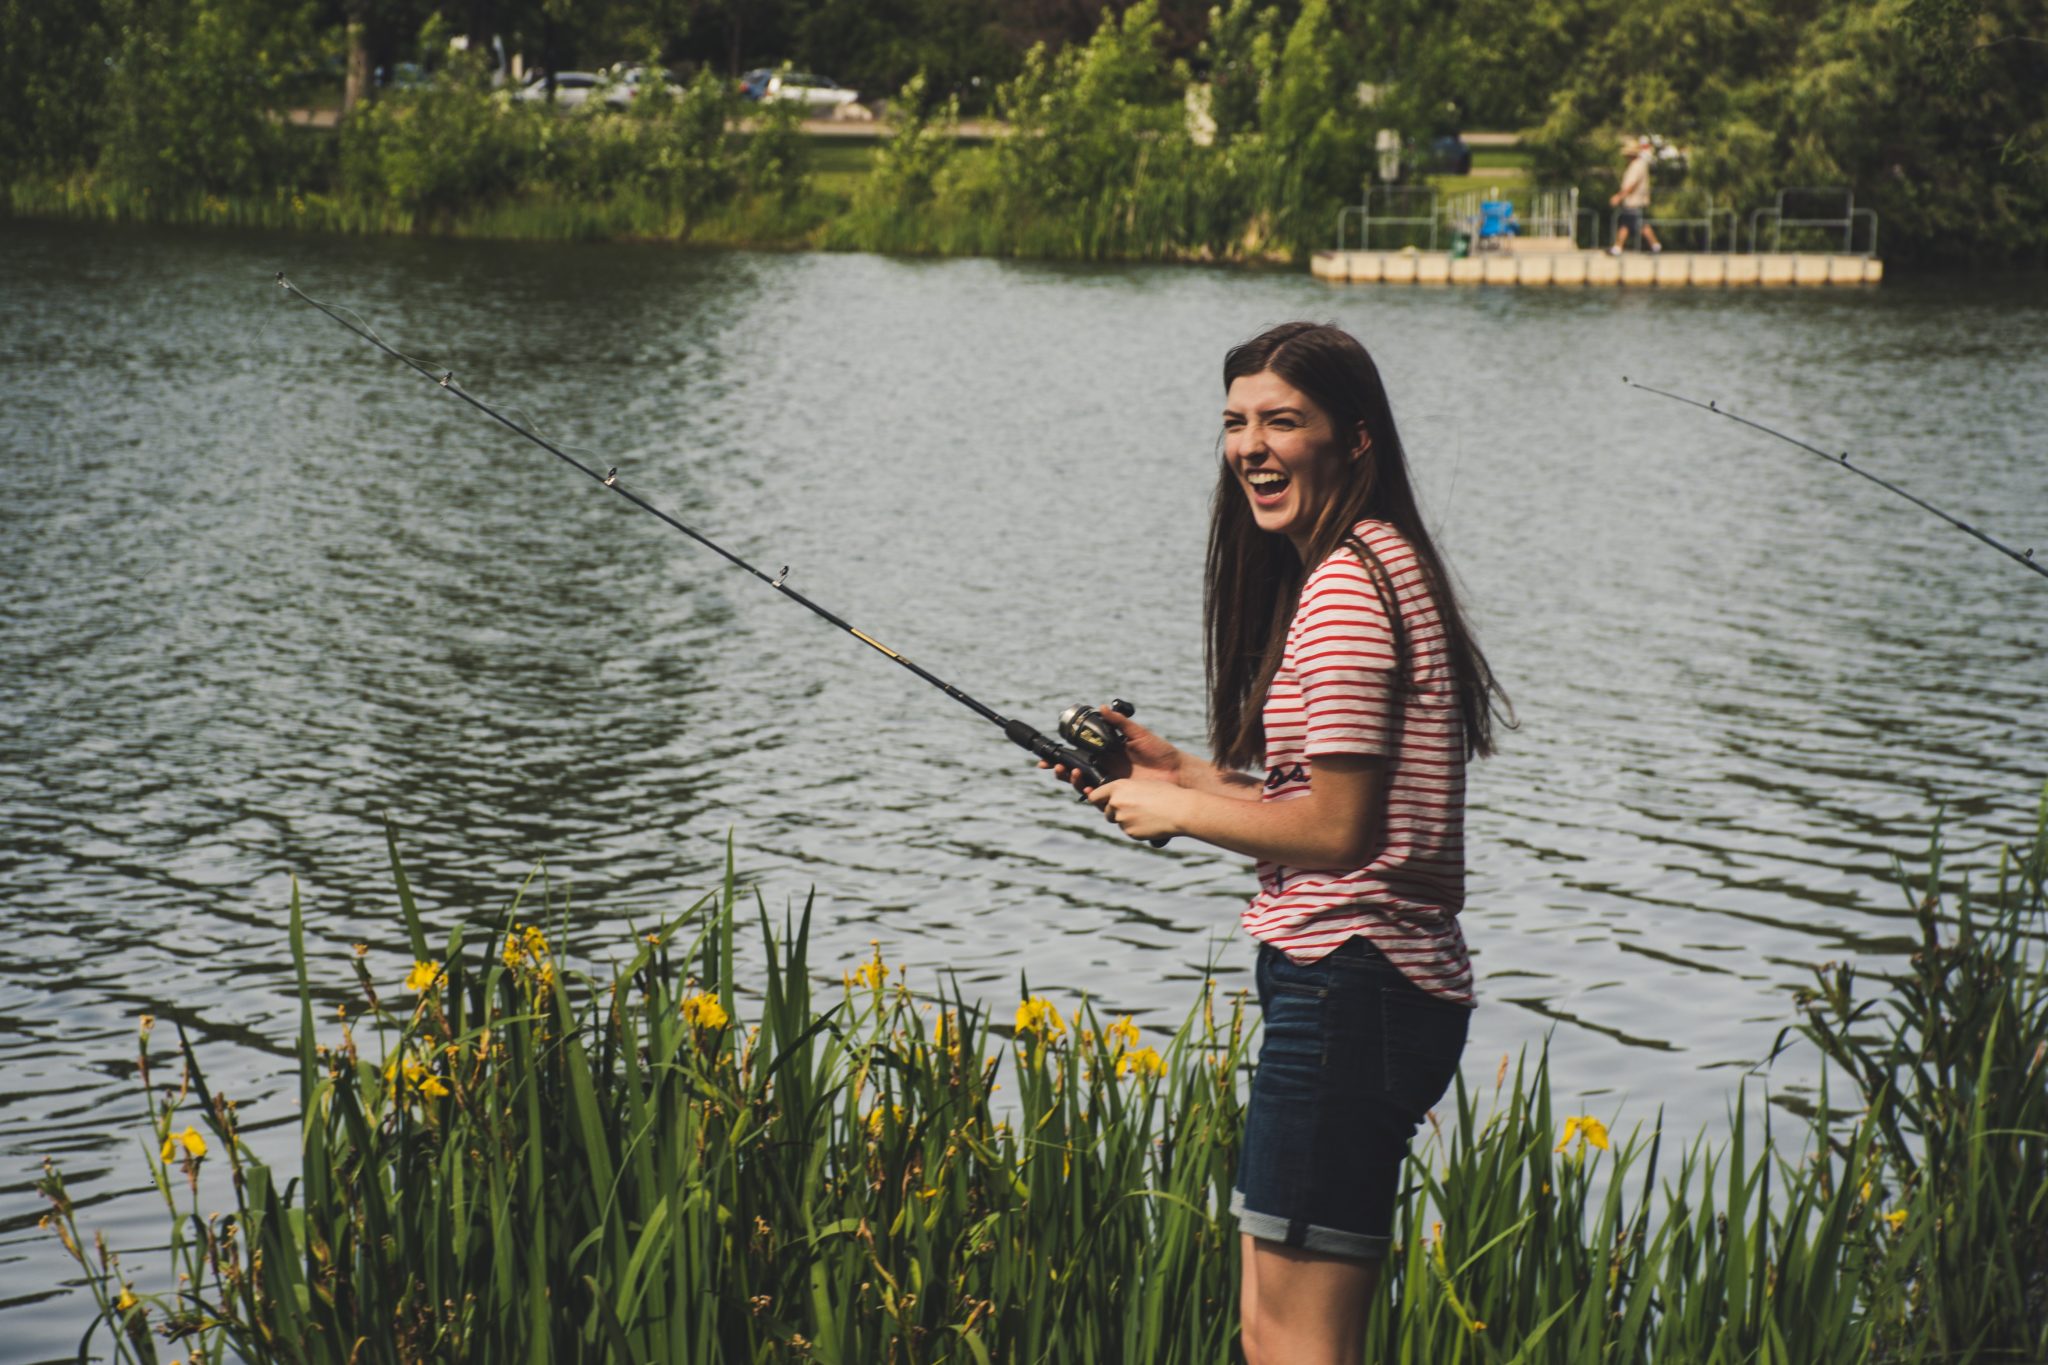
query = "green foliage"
(994, 0, 1196, 254)
(844, 0, 1382, 262)
(6, 0, 2041, 263)
(0, 0, 112, 179)
(42, 845, 1249, 1363)
(96, 0, 322, 198)
(740, 94, 812, 205)
(828, 73, 963, 251)
(795, 0, 1015, 114)
(1528, 0, 2048, 264)
(338, 62, 746, 226)
(1245, 0, 1371, 252)
(1796, 786, 2048, 1360)
(37, 790, 2048, 1362)
(339, 59, 529, 216)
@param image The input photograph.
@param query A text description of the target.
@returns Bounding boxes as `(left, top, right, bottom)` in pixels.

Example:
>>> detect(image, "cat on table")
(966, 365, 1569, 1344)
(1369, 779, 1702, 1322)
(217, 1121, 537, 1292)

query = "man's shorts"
(1617, 206, 1646, 235)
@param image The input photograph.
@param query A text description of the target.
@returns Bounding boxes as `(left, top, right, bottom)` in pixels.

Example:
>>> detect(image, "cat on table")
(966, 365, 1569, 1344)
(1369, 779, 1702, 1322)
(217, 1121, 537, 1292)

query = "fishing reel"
(1057, 698, 1137, 784)
(1040, 698, 1168, 847)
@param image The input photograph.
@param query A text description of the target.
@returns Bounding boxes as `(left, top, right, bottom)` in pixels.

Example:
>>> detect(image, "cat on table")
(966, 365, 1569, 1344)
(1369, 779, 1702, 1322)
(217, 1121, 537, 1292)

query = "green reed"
(39, 790, 2048, 1362)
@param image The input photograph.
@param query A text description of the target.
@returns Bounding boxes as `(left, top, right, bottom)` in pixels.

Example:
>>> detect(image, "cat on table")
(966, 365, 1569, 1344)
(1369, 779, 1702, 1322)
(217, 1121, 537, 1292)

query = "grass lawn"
(1470, 146, 1532, 170)
(805, 138, 882, 201)
(1425, 171, 1534, 203)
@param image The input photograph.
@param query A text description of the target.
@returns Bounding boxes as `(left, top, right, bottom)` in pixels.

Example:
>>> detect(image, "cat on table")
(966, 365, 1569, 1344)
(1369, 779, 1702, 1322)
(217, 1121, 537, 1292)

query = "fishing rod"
(274, 272, 1160, 838)
(1625, 378, 2046, 582)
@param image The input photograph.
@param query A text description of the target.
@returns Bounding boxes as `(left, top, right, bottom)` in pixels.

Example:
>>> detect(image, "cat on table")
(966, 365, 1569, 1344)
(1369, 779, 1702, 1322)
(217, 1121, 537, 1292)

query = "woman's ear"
(1351, 424, 1373, 460)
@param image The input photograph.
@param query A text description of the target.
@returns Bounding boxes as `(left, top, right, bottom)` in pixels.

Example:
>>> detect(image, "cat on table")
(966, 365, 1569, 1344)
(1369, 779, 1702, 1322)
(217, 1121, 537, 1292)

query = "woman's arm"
(1089, 755, 1385, 869)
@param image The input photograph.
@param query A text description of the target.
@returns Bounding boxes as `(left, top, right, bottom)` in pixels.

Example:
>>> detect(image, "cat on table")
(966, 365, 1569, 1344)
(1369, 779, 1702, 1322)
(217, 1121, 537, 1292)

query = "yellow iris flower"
(159, 1126, 207, 1163)
(403, 960, 442, 992)
(844, 944, 887, 991)
(1014, 996, 1065, 1039)
(681, 992, 730, 1030)
(1117, 1045, 1166, 1079)
(1555, 1115, 1611, 1153)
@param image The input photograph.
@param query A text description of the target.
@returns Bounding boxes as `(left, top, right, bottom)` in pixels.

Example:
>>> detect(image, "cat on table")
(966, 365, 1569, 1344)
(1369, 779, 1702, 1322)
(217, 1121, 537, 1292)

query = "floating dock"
(1311, 249, 1883, 288)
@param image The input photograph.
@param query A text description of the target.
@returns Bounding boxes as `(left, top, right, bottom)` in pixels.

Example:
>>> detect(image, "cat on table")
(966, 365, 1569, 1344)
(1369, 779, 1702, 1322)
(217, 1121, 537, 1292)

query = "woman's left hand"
(1087, 779, 1190, 843)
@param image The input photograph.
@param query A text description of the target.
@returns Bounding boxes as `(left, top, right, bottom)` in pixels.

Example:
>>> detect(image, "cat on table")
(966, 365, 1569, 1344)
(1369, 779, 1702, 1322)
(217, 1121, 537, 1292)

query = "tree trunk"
(343, 19, 372, 113)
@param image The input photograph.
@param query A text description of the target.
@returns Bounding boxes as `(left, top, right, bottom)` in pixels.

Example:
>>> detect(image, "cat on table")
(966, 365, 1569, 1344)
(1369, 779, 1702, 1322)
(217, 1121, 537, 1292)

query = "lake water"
(2, 217, 2044, 1357)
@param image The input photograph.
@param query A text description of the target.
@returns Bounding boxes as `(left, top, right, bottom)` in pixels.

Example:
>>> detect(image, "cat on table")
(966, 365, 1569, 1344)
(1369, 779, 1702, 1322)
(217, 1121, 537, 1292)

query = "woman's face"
(1222, 369, 1363, 555)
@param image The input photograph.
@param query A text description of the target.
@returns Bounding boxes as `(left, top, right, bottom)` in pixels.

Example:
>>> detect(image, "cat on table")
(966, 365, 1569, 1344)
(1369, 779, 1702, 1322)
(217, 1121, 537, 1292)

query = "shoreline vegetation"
(40, 792, 2048, 1363)
(5, 0, 2045, 268)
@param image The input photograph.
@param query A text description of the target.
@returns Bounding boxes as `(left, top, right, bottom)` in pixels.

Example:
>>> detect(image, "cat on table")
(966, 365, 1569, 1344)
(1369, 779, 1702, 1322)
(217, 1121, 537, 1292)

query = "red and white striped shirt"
(1241, 520, 1474, 1005)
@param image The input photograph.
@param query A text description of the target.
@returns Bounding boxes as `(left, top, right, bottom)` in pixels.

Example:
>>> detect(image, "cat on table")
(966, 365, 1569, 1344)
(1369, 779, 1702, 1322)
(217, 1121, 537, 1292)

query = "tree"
(98, 0, 321, 196)
(0, 0, 113, 178)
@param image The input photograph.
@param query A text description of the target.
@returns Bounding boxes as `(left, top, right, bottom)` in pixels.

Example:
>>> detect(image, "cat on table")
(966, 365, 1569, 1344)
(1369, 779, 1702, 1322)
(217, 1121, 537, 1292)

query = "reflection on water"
(3, 220, 2044, 1354)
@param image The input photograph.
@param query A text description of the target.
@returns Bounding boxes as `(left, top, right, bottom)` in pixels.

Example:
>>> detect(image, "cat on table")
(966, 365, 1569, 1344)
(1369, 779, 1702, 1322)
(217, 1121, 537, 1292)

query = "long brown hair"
(1204, 321, 1509, 768)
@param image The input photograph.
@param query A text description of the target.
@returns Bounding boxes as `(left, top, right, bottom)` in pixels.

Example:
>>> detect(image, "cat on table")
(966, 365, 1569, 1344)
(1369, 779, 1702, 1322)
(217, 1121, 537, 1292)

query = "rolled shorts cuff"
(1230, 1186, 1391, 1262)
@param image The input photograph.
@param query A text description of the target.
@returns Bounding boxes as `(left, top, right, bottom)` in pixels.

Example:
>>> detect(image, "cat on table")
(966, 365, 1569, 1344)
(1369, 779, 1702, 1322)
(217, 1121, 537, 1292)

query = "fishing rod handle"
(1002, 719, 1171, 848)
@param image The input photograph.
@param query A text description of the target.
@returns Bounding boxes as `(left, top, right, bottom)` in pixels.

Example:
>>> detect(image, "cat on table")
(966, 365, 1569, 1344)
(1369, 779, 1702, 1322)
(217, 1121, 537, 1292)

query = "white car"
(610, 66, 680, 103)
(761, 72, 859, 113)
(515, 71, 603, 107)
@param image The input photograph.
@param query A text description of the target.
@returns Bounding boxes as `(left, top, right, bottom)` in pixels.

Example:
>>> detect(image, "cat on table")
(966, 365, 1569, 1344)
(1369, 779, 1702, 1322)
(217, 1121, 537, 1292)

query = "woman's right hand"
(1039, 704, 1186, 793)
(1093, 705, 1184, 786)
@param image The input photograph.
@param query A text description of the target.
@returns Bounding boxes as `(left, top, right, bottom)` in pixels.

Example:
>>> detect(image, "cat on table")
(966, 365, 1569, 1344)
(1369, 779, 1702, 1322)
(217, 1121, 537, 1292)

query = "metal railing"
(1336, 186, 1439, 252)
(1524, 188, 1579, 241)
(1749, 187, 1879, 256)
(1442, 189, 1577, 250)
(1331, 185, 1880, 258)
(1606, 198, 1739, 253)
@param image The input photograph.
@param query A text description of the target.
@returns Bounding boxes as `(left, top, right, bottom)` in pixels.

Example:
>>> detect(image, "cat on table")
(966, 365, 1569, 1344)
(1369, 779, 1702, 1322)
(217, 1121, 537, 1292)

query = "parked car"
(375, 61, 430, 89)
(515, 71, 602, 107)
(761, 71, 859, 113)
(1421, 133, 1471, 175)
(608, 65, 680, 106)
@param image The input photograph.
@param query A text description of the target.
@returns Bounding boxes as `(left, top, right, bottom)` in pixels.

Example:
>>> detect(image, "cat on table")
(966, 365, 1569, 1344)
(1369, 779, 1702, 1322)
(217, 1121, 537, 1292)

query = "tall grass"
(40, 791, 2048, 1362)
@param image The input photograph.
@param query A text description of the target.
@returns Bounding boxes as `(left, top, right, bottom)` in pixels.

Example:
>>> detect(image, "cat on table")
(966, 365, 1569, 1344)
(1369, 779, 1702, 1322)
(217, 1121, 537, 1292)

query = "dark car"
(1422, 134, 1471, 175)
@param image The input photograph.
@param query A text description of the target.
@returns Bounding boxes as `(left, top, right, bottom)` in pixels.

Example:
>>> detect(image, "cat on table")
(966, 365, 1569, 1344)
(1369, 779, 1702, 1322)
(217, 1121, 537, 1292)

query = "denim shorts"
(1231, 936, 1470, 1260)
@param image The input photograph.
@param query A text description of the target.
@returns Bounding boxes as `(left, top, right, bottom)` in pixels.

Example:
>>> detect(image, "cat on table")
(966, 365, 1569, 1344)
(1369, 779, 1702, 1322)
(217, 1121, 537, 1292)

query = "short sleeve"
(1290, 552, 1398, 759)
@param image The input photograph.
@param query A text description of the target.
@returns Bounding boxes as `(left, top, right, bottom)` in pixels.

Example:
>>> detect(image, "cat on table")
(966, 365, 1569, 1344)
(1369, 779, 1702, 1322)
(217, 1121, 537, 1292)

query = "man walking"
(1609, 137, 1662, 255)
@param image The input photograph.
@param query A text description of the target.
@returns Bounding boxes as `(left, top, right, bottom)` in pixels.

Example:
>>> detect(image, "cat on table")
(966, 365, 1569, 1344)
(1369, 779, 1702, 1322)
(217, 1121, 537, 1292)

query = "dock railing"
(1618, 197, 1738, 253)
(1524, 188, 1579, 241)
(1337, 186, 1440, 252)
(1330, 185, 1881, 261)
(1443, 186, 1578, 250)
(1749, 187, 1879, 256)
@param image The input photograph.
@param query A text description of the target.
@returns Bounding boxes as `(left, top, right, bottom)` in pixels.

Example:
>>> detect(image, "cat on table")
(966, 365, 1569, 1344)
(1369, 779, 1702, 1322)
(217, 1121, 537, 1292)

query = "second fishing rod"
(275, 274, 1161, 841)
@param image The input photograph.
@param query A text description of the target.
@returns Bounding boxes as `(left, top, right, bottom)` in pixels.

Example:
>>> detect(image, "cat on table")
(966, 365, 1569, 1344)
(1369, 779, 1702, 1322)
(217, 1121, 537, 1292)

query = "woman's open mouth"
(1246, 469, 1290, 502)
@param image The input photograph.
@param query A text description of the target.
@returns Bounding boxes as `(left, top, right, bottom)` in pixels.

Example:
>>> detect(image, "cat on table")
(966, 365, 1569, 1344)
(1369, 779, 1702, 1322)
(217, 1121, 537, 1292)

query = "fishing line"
(1626, 379, 2045, 582)
(273, 272, 1157, 833)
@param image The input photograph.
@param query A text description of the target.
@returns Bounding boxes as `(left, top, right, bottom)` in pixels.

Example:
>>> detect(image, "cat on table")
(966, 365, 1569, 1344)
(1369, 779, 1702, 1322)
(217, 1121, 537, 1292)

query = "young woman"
(1060, 321, 1506, 1364)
